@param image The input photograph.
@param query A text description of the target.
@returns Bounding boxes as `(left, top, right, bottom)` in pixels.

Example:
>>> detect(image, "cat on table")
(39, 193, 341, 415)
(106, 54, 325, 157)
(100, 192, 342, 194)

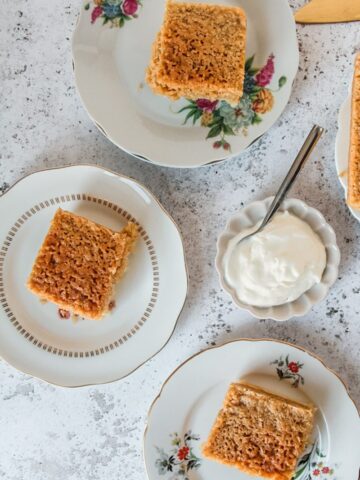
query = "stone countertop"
(0, 1, 359, 479)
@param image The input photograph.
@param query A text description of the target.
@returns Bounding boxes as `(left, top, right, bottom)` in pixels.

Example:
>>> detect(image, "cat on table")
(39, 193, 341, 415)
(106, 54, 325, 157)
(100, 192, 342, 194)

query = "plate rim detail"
(143, 337, 359, 479)
(71, 0, 299, 168)
(0, 193, 159, 357)
(0, 164, 189, 387)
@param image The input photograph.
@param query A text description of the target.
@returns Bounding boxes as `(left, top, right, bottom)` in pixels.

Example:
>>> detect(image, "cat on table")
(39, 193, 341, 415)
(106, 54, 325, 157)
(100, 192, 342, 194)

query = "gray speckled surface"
(0, 1, 359, 479)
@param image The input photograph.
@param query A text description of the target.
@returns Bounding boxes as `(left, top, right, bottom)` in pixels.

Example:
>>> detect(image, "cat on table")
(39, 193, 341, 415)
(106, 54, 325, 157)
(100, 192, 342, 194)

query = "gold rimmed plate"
(72, 0, 299, 167)
(0, 165, 187, 386)
(144, 339, 359, 479)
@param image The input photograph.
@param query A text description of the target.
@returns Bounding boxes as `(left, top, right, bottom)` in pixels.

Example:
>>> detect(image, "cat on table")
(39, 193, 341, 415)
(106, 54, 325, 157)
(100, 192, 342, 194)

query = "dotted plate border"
(0, 194, 159, 357)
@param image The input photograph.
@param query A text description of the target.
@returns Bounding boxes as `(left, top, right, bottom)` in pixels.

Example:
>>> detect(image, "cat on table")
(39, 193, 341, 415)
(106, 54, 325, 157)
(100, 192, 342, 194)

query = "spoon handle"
(259, 124, 324, 230)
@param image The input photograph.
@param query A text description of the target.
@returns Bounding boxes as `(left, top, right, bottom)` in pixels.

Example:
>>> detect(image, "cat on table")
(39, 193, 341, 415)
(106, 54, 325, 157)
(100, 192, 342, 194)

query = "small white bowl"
(216, 197, 340, 321)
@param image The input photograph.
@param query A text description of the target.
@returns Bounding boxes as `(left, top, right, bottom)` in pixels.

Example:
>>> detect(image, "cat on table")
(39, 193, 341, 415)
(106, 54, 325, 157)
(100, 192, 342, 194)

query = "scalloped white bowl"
(216, 197, 340, 321)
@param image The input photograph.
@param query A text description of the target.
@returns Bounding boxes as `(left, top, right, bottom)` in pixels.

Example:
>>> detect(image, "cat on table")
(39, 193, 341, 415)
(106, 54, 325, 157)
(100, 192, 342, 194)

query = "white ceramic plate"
(144, 339, 360, 480)
(334, 92, 360, 221)
(0, 165, 187, 387)
(72, 0, 299, 167)
(216, 197, 340, 321)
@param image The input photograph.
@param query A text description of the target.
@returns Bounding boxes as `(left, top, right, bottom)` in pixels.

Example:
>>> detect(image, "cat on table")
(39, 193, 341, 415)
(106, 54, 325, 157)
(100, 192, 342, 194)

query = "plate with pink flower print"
(144, 339, 360, 480)
(72, 0, 299, 167)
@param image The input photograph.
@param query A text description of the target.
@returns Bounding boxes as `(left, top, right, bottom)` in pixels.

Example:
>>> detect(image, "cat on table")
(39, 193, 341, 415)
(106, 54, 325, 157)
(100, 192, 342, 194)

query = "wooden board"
(295, 0, 360, 24)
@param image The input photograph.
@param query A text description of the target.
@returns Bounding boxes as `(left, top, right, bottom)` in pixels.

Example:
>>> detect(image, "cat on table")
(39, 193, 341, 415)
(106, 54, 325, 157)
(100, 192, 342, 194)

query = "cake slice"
(202, 382, 316, 480)
(146, 1, 247, 106)
(348, 53, 360, 208)
(27, 209, 138, 319)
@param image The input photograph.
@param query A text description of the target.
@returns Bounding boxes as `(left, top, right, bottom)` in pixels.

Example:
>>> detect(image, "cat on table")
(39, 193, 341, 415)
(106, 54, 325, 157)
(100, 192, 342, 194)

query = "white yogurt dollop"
(224, 211, 326, 307)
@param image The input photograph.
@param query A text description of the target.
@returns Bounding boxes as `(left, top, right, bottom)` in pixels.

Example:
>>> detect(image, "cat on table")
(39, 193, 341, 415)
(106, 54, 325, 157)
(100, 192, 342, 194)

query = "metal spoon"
(236, 124, 324, 247)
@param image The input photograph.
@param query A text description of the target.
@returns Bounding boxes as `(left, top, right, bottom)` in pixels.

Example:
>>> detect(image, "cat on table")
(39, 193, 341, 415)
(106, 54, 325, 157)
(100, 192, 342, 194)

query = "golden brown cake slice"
(348, 53, 360, 208)
(146, 1, 247, 105)
(27, 209, 138, 319)
(202, 382, 316, 480)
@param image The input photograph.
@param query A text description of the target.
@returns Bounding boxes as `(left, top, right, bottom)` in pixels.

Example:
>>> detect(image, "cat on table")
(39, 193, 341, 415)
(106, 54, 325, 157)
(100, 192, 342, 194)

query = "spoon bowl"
(236, 125, 324, 248)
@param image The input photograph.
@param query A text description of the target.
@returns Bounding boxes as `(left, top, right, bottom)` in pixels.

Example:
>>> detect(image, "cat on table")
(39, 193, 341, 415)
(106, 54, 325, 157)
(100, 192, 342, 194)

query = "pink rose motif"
(313, 469, 320, 476)
(122, 0, 138, 16)
(91, 5, 103, 23)
(196, 99, 218, 113)
(256, 54, 275, 87)
(322, 467, 330, 474)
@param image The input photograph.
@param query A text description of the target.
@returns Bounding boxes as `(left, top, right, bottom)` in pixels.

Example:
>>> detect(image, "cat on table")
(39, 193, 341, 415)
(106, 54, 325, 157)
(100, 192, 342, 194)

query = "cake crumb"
(58, 308, 70, 320)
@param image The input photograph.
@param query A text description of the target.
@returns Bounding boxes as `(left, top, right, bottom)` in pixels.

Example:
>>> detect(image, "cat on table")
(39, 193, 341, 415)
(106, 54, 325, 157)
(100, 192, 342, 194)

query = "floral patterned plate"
(72, 0, 298, 167)
(144, 339, 360, 480)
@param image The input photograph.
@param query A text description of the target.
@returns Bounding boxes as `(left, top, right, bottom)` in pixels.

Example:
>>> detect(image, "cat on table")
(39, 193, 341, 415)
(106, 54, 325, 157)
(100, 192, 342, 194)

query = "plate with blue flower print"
(144, 339, 359, 480)
(72, 0, 298, 167)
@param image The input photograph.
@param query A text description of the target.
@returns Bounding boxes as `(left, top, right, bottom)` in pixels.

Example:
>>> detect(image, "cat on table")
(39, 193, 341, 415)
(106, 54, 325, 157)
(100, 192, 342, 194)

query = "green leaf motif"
(84, 2, 90, 10)
(297, 452, 311, 466)
(292, 464, 307, 479)
(223, 124, 235, 135)
(250, 86, 261, 94)
(193, 109, 202, 124)
(278, 76, 287, 88)
(207, 117, 222, 128)
(177, 105, 197, 114)
(206, 124, 222, 139)
(183, 109, 197, 124)
(245, 55, 255, 72)
(315, 447, 326, 458)
(251, 114, 262, 125)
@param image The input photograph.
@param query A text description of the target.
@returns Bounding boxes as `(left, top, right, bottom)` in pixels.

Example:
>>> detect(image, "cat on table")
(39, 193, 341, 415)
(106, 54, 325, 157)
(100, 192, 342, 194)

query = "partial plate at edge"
(335, 89, 360, 222)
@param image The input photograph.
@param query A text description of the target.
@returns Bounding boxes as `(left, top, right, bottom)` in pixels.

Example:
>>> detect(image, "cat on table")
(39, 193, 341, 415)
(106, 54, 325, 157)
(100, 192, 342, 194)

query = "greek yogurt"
(224, 211, 326, 307)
